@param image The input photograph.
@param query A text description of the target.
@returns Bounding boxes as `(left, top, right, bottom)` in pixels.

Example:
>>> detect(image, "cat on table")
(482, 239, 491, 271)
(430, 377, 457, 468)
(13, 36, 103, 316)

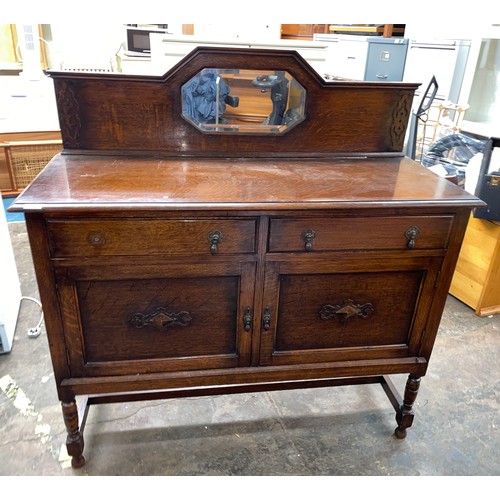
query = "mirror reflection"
(182, 68, 306, 134)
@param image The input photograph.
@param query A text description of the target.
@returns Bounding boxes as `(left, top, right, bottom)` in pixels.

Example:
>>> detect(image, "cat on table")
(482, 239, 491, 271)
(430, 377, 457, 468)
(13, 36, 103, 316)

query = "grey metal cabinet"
(364, 38, 409, 81)
(314, 34, 408, 82)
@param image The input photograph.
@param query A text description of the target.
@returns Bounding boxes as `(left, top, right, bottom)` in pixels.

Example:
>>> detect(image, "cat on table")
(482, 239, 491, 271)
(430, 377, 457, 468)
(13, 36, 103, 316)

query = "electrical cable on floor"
(21, 296, 44, 338)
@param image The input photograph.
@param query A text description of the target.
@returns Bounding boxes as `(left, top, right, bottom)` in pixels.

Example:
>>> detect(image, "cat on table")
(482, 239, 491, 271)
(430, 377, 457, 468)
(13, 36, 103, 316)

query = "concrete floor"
(1, 221, 499, 476)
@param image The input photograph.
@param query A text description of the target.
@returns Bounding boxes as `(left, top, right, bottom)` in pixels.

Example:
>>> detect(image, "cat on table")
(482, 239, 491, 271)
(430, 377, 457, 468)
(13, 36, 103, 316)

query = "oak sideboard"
(10, 47, 483, 468)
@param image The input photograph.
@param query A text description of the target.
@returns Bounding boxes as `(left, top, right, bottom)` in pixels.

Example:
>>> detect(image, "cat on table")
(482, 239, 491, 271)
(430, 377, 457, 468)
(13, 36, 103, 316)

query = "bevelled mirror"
(182, 68, 306, 134)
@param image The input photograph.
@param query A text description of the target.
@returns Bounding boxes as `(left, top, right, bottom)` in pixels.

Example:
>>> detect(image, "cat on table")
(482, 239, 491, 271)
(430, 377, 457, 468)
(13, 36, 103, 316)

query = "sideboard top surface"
(11, 154, 481, 213)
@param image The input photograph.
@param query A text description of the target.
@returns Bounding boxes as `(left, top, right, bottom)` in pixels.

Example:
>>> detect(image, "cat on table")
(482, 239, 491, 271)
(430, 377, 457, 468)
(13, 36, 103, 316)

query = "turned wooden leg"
(395, 374, 421, 439)
(62, 400, 86, 468)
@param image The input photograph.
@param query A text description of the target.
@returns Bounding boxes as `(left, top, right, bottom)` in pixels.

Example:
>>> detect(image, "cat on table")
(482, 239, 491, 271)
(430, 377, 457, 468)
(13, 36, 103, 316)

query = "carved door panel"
(55, 262, 256, 376)
(259, 256, 442, 366)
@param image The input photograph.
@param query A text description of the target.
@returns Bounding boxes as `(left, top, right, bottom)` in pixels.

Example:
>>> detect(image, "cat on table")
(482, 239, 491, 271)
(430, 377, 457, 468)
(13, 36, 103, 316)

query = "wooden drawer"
(268, 215, 453, 252)
(47, 218, 257, 257)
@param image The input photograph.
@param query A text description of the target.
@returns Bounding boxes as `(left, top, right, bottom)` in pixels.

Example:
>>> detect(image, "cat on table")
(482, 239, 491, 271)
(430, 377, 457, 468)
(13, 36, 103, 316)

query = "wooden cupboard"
(450, 215, 500, 316)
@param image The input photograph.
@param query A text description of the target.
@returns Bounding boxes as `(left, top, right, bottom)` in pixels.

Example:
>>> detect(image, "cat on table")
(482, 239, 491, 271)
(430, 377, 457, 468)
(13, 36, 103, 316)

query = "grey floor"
(1, 221, 499, 476)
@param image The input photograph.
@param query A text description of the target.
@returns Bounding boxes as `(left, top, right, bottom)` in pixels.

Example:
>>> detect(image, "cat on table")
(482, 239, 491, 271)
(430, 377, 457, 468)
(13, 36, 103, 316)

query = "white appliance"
(149, 34, 331, 76)
(0, 204, 21, 354)
(403, 39, 471, 103)
(124, 24, 169, 57)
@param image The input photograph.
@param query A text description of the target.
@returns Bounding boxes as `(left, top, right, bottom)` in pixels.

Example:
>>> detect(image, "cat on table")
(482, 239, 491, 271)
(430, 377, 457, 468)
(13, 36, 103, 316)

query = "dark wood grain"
(46, 218, 257, 257)
(10, 155, 479, 213)
(268, 215, 453, 252)
(48, 47, 418, 156)
(12, 47, 485, 467)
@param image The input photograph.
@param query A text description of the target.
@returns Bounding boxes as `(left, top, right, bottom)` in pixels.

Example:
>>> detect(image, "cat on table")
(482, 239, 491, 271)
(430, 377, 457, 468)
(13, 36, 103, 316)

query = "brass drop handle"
(262, 306, 271, 330)
(302, 228, 316, 252)
(208, 230, 223, 255)
(405, 226, 420, 250)
(243, 307, 252, 332)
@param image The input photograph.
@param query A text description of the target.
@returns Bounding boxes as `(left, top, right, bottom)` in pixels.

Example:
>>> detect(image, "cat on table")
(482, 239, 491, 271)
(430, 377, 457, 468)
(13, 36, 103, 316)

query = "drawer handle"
(405, 226, 420, 249)
(130, 307, 192, 331)
(302, 229, 316, 252)
(319, 299, 374, 323)
(262, 306, 271, 330)
(243, 307, 252, 332)
(88, 232, 106, 247)
(208, 230, 224, 254)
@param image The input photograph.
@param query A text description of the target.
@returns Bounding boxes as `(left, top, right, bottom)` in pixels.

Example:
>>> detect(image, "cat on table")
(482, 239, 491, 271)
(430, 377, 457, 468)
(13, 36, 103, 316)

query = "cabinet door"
(55, 262, 256, 376)
(259, 256, 442, 365)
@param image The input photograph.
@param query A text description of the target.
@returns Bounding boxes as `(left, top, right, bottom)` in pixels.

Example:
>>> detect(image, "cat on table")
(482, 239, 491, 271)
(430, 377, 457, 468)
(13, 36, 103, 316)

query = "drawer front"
(268, 215, 453, 252)
(259, 257, 441, 365)
(56, 262, 255, 376)
(47, 218, 257, 257)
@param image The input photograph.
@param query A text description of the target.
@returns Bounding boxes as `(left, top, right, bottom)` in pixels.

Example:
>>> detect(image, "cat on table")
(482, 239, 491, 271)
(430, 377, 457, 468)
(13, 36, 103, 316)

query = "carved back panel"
(48, 47, 418, 157)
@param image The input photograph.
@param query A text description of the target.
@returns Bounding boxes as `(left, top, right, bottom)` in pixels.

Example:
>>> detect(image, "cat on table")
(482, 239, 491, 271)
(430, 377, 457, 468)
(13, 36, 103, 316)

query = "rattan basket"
(4, 141, 62, 190)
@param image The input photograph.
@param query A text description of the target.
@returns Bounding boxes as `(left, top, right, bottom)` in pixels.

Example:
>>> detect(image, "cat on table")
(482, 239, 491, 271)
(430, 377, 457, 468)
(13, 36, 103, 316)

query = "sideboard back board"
(49, 46, 417, 157)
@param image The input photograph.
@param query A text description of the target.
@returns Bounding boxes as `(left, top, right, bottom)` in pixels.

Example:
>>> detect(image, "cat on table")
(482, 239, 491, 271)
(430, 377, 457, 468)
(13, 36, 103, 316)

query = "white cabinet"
(0, 204, 21, 354)
(148, 34, 331, 77)
(403, 40, 471, 103)
(336, 37, 369, 80)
